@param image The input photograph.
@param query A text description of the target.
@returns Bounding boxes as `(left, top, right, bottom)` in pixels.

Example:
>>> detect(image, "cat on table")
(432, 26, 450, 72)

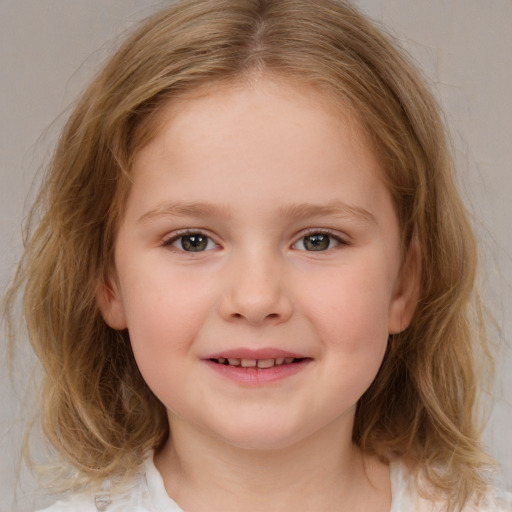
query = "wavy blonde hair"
(5, 0, 494, 509)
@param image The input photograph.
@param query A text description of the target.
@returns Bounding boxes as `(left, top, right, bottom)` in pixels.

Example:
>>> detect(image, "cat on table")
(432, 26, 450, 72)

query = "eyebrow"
(138, 199, 376, 224)
(138, 201, 231, 223)
(278, 201, 376, 224)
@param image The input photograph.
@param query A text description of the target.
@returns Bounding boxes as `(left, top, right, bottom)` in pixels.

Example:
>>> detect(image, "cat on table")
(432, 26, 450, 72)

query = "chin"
(209, 420, 312, 452)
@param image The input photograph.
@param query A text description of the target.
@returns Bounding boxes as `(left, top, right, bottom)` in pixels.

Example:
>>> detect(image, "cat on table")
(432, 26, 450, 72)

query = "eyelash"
(162, 230, 219, 253)
(292, 229, 349, 252)
(162, 229, 349, 253)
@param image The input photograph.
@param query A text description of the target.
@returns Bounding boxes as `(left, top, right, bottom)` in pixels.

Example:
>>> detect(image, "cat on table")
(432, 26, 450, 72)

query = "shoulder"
(390, 460, 512, 512)
(36, 489, 135, 512)
(472, 488, 512, 512)
(36, 453, 183, 512)
(36, 492, 105, 512)
(35, 464, 144, 512)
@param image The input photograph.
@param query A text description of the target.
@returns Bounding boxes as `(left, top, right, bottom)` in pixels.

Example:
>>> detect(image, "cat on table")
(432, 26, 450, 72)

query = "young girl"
(5, 0, 511, 511)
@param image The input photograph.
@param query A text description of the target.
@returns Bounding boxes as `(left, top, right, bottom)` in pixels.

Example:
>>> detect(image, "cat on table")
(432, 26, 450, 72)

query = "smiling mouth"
(210, 357, 308, 370)
(209, 357, 308, 369)
(206, 354, 312, 384)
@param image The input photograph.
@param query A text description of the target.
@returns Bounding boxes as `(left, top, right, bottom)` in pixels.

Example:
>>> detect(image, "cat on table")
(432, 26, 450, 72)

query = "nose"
(218, 249, 293, 326)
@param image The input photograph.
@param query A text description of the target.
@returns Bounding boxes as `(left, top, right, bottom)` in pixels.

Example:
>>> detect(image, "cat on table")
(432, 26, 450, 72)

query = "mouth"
(204, 349, 312, 384)
(209, 357, 309, 369)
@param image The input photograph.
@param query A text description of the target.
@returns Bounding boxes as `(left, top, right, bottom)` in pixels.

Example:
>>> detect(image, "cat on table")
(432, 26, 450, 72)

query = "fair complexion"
(99, 77, 418, 512)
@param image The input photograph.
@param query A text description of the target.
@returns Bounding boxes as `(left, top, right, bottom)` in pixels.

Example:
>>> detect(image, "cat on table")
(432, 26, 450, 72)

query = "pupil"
(182, 235, 207, 252)
(304, 234, 329, 251)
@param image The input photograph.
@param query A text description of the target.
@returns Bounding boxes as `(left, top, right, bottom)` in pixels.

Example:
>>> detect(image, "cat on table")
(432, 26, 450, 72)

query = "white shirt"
(38, 456, 512, 512)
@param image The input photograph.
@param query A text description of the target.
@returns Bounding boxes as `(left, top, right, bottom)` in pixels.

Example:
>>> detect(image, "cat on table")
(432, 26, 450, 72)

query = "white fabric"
(38, 456, 512, 512)
(389, 462, 511, 512)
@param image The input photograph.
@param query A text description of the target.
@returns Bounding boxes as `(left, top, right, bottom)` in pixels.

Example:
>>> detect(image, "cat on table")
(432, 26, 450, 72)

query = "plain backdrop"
(1, 1, 511, 510)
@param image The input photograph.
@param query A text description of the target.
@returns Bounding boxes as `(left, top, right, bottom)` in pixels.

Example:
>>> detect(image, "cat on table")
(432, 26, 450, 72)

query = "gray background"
(1, 1, 511, 510)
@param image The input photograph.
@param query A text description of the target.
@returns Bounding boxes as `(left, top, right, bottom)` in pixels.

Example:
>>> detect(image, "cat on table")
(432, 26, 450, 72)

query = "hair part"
(5, 0, 495, 508)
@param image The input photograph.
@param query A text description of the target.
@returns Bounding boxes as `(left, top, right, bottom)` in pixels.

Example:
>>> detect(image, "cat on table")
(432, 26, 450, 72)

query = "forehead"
(132, 75, 379, 179)
(132, 74, 375, 164)
(123, 76, 393, 229)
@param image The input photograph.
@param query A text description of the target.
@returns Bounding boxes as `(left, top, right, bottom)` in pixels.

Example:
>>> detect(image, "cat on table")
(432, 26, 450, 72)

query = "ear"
(388, 237, 421, 335)
(96, 275, 128, 330)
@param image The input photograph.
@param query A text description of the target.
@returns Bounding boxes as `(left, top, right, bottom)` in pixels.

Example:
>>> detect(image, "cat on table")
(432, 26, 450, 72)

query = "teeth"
(215, 357, 300, 368)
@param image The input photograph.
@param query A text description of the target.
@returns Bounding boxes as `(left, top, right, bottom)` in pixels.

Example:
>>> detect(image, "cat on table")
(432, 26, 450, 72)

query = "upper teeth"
(216, 357, 295, 368)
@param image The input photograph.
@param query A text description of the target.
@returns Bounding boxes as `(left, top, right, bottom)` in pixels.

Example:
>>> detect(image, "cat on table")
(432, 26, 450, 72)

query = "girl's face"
(99, 78, 418, 451)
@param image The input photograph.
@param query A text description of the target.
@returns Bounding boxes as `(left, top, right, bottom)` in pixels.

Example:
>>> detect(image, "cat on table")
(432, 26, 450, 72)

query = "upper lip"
(204, 348, 310, 360)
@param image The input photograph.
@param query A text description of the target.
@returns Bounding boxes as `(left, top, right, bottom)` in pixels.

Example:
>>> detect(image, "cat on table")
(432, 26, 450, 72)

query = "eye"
(165, 232, 218, 252)
(293, 232, 344, 251)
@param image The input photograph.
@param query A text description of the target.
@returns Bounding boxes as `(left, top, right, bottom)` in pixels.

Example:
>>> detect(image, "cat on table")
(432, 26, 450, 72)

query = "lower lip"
(204, 359, 311, 386)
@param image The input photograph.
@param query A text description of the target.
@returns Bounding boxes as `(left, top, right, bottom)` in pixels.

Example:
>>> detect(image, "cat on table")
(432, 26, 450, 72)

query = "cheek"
(311, 267, 392, 331)
(301, 261, 393, 370)
(312, 277, 391, 406)
(118, 266, 213, 372)
(120, 275, 213, 413)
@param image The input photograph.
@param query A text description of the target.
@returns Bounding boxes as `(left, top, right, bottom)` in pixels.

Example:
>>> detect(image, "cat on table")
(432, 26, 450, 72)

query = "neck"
(154, 416, 391, 512)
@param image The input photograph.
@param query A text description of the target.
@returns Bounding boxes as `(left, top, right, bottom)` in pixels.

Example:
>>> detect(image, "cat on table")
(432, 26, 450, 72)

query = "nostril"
(221, 293, 293, 325)
(231, 312, 279, 321)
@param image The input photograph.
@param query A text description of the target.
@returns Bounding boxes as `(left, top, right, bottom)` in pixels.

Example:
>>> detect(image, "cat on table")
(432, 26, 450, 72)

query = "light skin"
(98, 76, 419, 512)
